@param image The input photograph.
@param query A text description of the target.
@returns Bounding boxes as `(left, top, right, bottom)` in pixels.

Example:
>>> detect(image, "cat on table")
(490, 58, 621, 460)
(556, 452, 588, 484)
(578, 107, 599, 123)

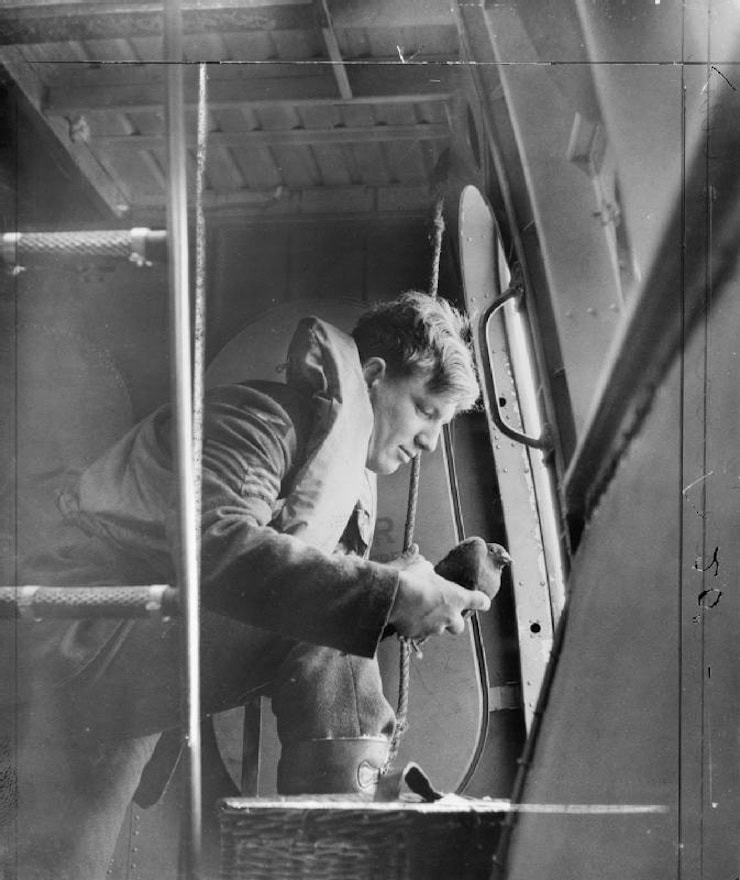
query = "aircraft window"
(459, 184, 566, 728)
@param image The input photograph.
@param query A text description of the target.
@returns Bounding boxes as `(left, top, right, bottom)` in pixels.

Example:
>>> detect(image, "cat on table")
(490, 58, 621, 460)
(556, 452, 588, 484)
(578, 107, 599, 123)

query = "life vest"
(273, 316, 376, 556)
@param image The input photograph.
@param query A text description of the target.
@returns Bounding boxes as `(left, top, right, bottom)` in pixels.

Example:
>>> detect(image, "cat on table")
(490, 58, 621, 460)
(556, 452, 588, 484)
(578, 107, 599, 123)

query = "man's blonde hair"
(352, 291, 479, 412)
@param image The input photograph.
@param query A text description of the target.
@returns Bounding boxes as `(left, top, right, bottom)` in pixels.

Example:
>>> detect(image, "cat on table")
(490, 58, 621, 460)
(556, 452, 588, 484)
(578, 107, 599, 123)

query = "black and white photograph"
(0, 1, 738, 877)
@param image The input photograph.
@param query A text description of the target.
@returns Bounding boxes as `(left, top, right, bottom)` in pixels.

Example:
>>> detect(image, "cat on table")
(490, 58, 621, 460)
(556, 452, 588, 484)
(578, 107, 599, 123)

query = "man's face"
(363, 359, 458, 475)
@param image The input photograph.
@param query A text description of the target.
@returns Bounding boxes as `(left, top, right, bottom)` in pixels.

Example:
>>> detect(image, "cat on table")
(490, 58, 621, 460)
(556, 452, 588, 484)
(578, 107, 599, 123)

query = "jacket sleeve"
(198, 386, 399, 658)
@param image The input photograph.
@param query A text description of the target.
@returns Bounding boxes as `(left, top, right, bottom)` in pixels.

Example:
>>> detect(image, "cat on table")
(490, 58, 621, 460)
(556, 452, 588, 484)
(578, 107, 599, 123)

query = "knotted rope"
(386, 197, 445, 768)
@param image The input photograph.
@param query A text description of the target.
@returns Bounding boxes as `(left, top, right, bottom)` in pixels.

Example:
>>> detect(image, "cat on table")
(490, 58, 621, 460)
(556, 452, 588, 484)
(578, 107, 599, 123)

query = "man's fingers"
(390, 571, 491, 641)
(406, 555, 434, 575)
(396, 543, 420, 565)
(440, 588, 492, 637)
(387, 544, 423, 572)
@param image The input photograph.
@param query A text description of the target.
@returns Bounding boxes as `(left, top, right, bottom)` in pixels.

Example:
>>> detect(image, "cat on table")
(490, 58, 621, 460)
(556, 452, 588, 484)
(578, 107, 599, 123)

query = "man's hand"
(385, 543, 423, 572)
(388, 553, 491, 640)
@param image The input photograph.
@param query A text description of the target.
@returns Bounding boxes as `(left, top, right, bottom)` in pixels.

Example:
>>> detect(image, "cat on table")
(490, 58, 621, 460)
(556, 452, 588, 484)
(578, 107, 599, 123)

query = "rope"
(402, 457, 422, 552)
(386, 197, 445, 769)
(428, 197, 445, 301)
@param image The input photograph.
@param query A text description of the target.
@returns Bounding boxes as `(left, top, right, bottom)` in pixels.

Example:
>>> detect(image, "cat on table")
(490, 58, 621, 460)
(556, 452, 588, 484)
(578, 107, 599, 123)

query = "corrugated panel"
(373, 103, 417, 125)
(221, 30, 278, 62)
(22, 41, 88, 69)
(411, 99, 449, 126)
(351, 143, 394, 186)
(251, 103, 302, 131)
(38, 58, 148, 90)
(338, 103, 391, 187)
(270, 27, 323, 61)
(352, 25, 459, 60)
(376, 185, 434, 214)
(297, 104, 344, 130)
(308, 145, 353, 186)
(209, 106, 253, 133)
(299, 186, 373, 214)
(339, 27, 372, 60)
(275, 145, 322, 189)
(181, 31, 230, 63)
(339, 103, 377, 128)
(229, 144, 282, 192)
(123, 109, 165, 137)
(375, 103, 440, 182)
(106, 147, 164, 202)
(297, 106, 353, 187)
(202, 145, 245, 192)
(128, 34, 165, 61)
(3, 12, 456, 220)
(73, 38, 134, 62)
(384, 140, 432, 183)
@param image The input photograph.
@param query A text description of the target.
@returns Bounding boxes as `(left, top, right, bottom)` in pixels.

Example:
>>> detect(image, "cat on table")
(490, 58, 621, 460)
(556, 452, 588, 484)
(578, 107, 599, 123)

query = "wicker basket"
(217, 795, 504, 880)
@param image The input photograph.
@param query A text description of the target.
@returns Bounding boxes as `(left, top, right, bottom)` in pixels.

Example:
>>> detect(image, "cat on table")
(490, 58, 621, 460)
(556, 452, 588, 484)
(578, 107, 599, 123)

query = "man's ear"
(362, 357, 386, 388)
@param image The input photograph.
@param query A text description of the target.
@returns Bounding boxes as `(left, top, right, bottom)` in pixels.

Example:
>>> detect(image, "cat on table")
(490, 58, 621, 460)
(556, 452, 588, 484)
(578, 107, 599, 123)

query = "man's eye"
(417, 404, 435, 419)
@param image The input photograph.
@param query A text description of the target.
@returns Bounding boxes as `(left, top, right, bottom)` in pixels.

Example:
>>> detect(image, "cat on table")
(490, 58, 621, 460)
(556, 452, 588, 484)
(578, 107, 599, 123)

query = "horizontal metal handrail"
(2, 229, 167, 267)
(0, 585, 179, 619)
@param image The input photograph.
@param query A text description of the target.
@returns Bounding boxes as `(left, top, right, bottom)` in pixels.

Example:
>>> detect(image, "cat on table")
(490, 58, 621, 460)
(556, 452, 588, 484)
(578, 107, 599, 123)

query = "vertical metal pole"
(163, 2, 202, 878)
(193, 62, 208, 534)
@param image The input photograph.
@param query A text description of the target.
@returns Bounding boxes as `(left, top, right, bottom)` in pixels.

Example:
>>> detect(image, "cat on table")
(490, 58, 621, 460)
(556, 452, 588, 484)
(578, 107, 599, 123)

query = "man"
(4, 291, 494, 878)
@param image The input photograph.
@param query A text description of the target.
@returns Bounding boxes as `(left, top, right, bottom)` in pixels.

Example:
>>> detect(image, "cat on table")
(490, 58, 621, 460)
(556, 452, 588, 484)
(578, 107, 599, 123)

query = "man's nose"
(415, 424, 441, 453)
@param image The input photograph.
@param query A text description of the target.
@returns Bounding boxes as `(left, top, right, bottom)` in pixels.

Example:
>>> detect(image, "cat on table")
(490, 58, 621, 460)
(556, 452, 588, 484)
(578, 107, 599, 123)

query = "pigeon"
(434, 536, 512, 602)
